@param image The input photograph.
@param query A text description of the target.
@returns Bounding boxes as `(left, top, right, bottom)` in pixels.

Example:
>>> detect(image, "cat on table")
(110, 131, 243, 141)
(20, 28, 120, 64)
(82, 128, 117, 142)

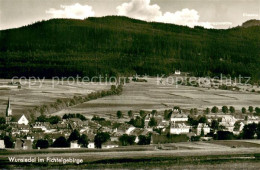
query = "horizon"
(1, 0, 260, 30)
(1, 15, 259, 31)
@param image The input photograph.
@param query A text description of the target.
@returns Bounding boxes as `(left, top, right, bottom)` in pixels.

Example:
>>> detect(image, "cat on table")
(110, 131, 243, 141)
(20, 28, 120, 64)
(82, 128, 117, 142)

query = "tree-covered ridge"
(0, 16, 259, 81)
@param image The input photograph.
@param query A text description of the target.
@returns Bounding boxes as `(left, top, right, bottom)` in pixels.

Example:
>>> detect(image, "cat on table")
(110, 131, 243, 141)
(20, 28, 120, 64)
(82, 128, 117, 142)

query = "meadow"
(51, 78, 260, 119)
(0, 140, 260, 169)
(0, 79, 110, 116)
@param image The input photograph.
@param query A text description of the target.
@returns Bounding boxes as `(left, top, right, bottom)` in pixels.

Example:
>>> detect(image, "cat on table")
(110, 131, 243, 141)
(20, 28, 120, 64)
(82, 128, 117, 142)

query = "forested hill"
(0, 16, 259, 81)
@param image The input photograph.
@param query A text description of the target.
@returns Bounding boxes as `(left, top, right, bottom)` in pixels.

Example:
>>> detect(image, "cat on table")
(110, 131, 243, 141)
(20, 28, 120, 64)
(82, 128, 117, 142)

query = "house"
(102, 141, 119, 149)
(125, 126, 136, 135)
(0, 140, 5, 149)
(233, 122, 245, 135)
(17, 124, 30, 133)
(110, 136, 119, 142)
(15, 139, 32, 150)
(175, 70, 181, 75)
(70, 141, 81, 148)
(245, 116, 260, 124)
(88, 142, 95, 149)
(196, 123, 210, 136)
(11, 114, 29, 125)
(170, 122, 190, 134)
(170, 113, 188, 122)
(32, 122, 51, 132)
(157, 120, 169, 129)
(219, 122, 235, 132)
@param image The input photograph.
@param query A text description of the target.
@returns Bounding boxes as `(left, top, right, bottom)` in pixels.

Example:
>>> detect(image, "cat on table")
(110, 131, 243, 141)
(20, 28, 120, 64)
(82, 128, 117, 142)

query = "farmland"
(0, 77, 259, 118)
(0, 79, 111, 116)
(51, 77, 260, 119)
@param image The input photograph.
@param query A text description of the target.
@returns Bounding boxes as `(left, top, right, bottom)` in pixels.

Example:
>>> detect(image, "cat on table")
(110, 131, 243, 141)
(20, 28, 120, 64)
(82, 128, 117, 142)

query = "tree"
(68, 129, 80, 142)
(242, 107, 246, 114)
(198, 115, 207, 124)
(211, 106, 219, 113)
(48, 116, 61, 124)
(137, 135, 151, 145)
(78, 134, 89, 147)
(151, 110, 157, 117)
(204, 108, 210, 114)
(233, 121, 241, 131)
(148, 117, 157, 127)
(119, 134, 136, 146)
(35, 139, 49, 149)
(117, 111, 123, 119)
(194, 108, 198, 114)
(211, 120, 219, 131)
(139, 110, 146, 118)
(255, 107, 260, 115)
(201, 128, 205, 137)
(242, 123, 257, 139)
(229, 106, 235, 114)
(222, 106, 228, 114)
(52, 136, 69, 147)
(128, 110, 133, 118)
(94, 132, 110, 148)
(0, 117, 5, 124)
(248, 106, 254, 113)
(36, 115, 47, 122)
(216, 131, 234, 140)
(164, 110, 171, 120)
(4, 136, 14, 148)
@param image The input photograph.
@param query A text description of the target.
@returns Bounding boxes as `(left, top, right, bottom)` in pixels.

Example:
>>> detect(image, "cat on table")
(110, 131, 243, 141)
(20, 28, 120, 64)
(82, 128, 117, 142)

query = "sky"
(0, 0, 260, 30)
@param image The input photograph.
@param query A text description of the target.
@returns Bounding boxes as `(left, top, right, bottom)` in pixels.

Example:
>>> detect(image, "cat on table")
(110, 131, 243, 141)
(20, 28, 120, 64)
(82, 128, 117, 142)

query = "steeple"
(6, 98, 12, 117)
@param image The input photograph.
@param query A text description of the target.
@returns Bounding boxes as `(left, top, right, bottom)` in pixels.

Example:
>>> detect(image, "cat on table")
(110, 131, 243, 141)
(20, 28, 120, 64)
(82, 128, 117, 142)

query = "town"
(0, 97, 260, 150)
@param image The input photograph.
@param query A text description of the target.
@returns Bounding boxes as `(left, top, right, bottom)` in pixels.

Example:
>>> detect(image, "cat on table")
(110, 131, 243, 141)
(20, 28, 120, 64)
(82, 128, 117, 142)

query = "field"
(0, 140, 260, 168)
(0, 79, 110, 116)
(0, 77, 259, 118)
(51, 78, 260, 119)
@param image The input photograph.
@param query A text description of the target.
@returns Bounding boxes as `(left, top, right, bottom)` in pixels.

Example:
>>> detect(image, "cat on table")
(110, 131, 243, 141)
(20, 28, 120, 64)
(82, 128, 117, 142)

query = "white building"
(125, 126, 136, 135)
(170, 123, 190, 134)
(196, 123, 210, 136)
(171, 113, 188, 122)
(70, 141, 81, 148)
(0, 140, 5, 149)
(88, 142, 95, 149)
(175, 70, 181, 75)
(17, 114, 29, 125)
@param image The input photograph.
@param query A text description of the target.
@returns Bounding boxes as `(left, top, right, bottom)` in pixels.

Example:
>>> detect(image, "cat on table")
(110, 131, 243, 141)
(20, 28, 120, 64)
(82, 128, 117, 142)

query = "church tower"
(5, 98, 12, 124)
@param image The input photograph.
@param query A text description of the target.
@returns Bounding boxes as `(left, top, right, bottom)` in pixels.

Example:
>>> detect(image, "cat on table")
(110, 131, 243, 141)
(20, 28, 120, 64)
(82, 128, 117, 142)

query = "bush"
(119, 134, 136, 146)
(4, 136, 14, 148)
(36, 139, 49, 149)
(78, 134, 89, 148)
(191, 136, 200, 141)
(138, 135, 151, 145)
(94, 132, 110, 148)
(52, 136, 69, 147)
(215, 131, 234, 140)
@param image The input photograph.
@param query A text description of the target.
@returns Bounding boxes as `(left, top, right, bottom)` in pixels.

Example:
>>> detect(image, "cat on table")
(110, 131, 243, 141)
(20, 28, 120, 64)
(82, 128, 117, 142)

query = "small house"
(0, 140, 5, 149)
(196, 123, 210, 136)
(15, 139, 32, 150)
(170, 122, 190, 134)
(88, 142, 95, 149)
(70, 141, 81, 148)
(102, 141, 119, 149)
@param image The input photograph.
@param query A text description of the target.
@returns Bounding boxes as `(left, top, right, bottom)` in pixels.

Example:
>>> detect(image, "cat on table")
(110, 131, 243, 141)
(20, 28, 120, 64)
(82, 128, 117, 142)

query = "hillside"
(242, 19, 260, 28)
(0, 16, 259, 81)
